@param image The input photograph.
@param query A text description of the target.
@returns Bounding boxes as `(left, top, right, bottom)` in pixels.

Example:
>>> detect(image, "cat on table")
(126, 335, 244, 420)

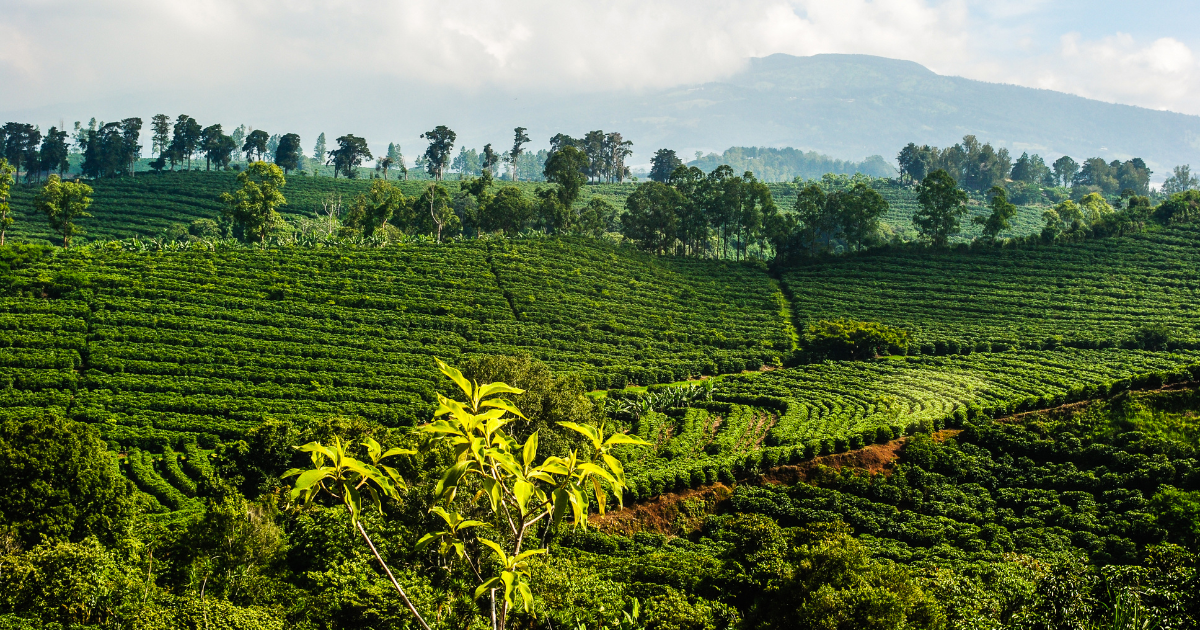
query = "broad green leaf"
(435, 461, 471, 497)
(437, 358, 474, 400)
(363, 437, 382, 463)
(481, 398, 528, 420)
(522, 432, 538, 468)
(380, 447, 417, 460)
(558, 422, 601, 448)
(474, 577, 501, 602)
(517, 580, 534, 611)
(592, 476, 606, 516)
(415, 532, 439, 552)
(577, 462, 618, 485)
(513, 479, 533, 516)
(601, 453, 625, 479)
(292, 468, 331, 493)
(479, 538, 507, 563)
(476, 382, 525, 400)
(550, 488, 569, 526)
(604, 433, 652, 447)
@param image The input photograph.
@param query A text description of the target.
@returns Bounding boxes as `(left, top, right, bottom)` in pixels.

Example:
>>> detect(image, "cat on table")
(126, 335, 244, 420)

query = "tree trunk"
(355, 521, 432, 630)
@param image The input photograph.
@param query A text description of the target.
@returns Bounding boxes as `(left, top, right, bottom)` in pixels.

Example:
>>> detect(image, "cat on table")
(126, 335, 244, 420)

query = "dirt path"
(591, 429, 960, 535)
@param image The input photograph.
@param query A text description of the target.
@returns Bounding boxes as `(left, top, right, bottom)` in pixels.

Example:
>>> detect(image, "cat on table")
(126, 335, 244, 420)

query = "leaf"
(604, 433, 652, 447)
(517, 580, 534, 612)
(435, 461, 471, 497)
(601, 453, 625, 479)
(513, 479, 533, 516)
(415, 532, 439, 552)
(592, 476, 607, 516)
(476, 382, 526, 400)
(550, 488, 569, 527)
(380, 447, 417, 460)
(362, 437, 382, 463)
(292, 468, 331, 493)
(522, 432, 539, 468)
(474, 577, 501, 602)
(478, 538, 507, 563)
(481, 398, 528, 420)
(437, 358, 474, 400)
(559, 421, 601, 448)
(577, 462, 618, 485)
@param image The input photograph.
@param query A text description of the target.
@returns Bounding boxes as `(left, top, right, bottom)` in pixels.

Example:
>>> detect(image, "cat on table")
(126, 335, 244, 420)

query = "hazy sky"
(1, 0, 1196, 158)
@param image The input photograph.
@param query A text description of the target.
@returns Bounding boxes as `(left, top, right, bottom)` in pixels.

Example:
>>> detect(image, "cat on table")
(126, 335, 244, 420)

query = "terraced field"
(619, 347, 1200, 496)
(783, 222, 1200, 353)
(0, 238, 790, 454)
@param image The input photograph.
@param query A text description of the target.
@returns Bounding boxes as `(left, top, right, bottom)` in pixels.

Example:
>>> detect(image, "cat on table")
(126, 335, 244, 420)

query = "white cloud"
(0, 0, 1197, 118)
(1017, 33, 1199, 112)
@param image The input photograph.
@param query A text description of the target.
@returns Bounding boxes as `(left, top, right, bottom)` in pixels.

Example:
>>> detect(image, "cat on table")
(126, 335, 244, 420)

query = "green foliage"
(33, 175, 93, 247)
(219, 161, 286, 242)
(913, 170, 968, 246)
(0, 413, 137, 548)
(782, 223, 1200, 353)
(804, 319, 910, 360)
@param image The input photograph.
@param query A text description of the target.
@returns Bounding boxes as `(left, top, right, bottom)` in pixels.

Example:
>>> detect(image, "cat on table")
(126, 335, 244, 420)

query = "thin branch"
(355, 520, 433, 630)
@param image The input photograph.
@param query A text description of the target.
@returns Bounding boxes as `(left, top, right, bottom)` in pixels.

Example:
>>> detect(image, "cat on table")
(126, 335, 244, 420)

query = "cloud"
(1014, 32, 1199, 113)
(0, 0, 1196, 122)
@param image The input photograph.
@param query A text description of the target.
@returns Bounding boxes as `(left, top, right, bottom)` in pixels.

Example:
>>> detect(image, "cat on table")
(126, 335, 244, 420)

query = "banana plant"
(283, 436, 432, 630)
(419, 358, 649, 630)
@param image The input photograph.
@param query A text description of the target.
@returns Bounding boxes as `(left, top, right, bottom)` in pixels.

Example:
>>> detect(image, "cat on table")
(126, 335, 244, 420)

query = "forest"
(1, 113, 1200, 630)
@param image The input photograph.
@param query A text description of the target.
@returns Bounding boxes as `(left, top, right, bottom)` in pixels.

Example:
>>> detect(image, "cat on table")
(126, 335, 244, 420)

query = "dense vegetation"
(3, 115, 1200, 627)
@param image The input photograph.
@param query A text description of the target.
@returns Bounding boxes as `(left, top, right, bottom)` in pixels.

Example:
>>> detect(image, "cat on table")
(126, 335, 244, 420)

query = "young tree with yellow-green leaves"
(220, 161, 286, 242)
(34, 174, 93, 248)
(286, 359, 648, 630)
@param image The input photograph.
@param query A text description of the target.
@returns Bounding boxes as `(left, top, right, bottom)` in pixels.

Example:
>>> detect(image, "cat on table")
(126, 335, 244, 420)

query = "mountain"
(588, 54, 1200, 176)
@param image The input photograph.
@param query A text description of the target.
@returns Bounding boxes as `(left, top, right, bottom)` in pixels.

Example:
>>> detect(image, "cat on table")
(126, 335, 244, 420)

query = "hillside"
(0, 238, 789, 445)
(782, 222, 1200, 351)
(5, 171, 1052, 246)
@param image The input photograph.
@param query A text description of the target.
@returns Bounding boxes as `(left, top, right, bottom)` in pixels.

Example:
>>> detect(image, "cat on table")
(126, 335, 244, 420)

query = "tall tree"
(327, 134, 372, 179)
(833, 182, 888, 251)
(34, 175, 93, 247)
(509, 127, 530, 182)
(151, 114, 171, 158)
(1052, 156, 1078, 188)
(421, 126, 456, 180)
(480, 185, 533, 236)
(418, 183, 454, 241)
(230, 124, 247, 161)
(200, 124, 225, 171)
(345, 179, 405, 237)
(376, 157, 395, 180)
(38, 127, 70, 179)
(3, 123, 40, 181)
(1162, 165, 1199, 195)
(312, 133, 327, 166)
(604, 132, 633, 183)
(582, 130, 606, 183)
(974, 186, 1017, 241)
(649, 149, 682, 183)
(542, 145, 588, 209)
(266, 134, 281, 162)
(0, 159, 14, 245)
(170, 115, 201, 170)
(274, 133, 302, 174)
(242, 129, 269, 163)
(622, 181, 682, 254)
(482, 144, 499, 176)
(913, 170, 968, 247)
(386, 143, 407, 180)
(220, 161, 286, 242)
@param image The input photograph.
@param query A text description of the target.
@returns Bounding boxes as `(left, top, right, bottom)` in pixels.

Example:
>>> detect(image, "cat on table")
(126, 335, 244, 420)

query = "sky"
(0, 0, 1196, 160)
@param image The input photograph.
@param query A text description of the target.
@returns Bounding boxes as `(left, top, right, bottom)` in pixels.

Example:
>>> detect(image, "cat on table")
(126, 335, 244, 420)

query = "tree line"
(897, 135, 1153, 198)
